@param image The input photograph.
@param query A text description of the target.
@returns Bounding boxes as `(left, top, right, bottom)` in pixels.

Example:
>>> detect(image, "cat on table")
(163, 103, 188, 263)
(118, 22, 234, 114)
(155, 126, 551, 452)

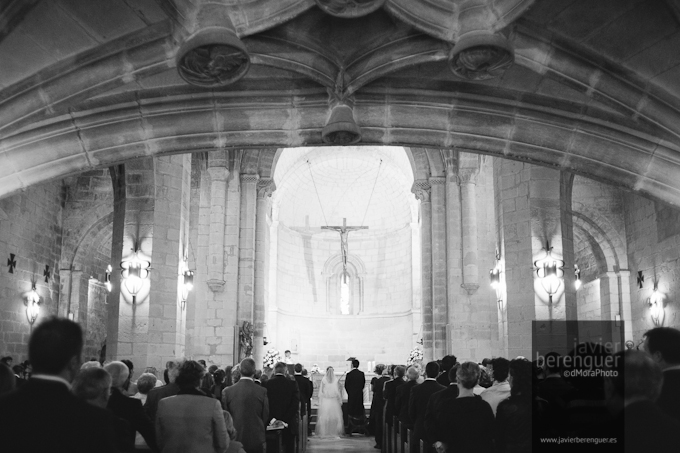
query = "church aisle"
(307, 435, 376, 452)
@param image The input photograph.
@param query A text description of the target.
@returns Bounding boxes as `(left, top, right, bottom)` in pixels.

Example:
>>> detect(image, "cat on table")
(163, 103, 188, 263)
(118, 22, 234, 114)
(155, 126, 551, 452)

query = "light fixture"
(534, 241, 564, 304)
(490, 248, 503, 309)
(574, 264, 582, 290)
(120, 248, 151, 304)
(24, 285, 40, 325)
(180, 269, 194, 309)
(105, 265, 112, 292)
(648, 286, 664, 326)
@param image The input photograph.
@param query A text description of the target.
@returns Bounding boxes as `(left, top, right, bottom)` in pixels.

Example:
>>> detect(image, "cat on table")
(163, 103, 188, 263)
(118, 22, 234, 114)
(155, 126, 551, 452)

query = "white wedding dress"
(315, 376, 345, 438)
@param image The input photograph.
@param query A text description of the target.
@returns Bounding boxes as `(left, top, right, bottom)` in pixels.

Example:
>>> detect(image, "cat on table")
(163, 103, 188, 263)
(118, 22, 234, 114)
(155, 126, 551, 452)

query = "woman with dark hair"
(223, 366, 234, 388)
(212, 369, 227, 399)
(495, 359, 545, 453)
(155, 360, 229, 453)
(370, 364, 389, 448)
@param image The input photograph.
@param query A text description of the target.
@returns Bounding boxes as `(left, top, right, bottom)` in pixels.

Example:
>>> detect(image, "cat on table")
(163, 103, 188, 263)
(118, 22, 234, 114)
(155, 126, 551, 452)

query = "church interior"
(2, 0, 680, 378)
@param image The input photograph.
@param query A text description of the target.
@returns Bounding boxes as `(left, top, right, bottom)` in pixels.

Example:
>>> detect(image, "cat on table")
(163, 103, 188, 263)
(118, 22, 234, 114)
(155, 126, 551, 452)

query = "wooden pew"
(407, 428, 414, 453)
(419, 439, 425, 453)
(392, 417, 398, 453)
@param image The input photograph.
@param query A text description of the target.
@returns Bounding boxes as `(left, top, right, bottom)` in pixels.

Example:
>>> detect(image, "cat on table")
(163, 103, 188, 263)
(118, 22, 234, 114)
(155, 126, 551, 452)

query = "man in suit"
(145, 358, 182, 422)
(643, 326, 680, 421)
(372, 365, 390, 449)
(424, 365, 460, 452)
(293, 363, 312, 418)
(602, 350, 680, 451)
(105, 361, 158, 452)
(409, 362, 445, 453)
(436, 355, 456, 387)
(265, 361, 300, 453)
(345, 358, 366, 418)
(223, 358, 269, 453)
(0, 317, 118, 453)
(395, 367, 419, 449)
(480, 357, 511, 415)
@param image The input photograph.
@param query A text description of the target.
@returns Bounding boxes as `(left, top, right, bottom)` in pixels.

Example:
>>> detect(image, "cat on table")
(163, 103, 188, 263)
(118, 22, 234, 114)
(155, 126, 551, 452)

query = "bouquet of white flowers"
(263, 348, 281, 369)
(406, 347, 423, 366)
(310, 364, 322, 375)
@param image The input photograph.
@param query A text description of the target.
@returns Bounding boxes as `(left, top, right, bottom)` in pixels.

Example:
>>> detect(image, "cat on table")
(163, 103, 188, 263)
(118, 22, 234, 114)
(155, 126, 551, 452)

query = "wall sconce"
(534, 241, 564, 304)
(105, 265, 112, 293)
(120, 248, 151, 304)
(648, 287, 664, 326)
(24, 285, 40, 325)
(574, 264, 582, 290)
(180, 269, 194, 309)
(489, 248, 503, 309)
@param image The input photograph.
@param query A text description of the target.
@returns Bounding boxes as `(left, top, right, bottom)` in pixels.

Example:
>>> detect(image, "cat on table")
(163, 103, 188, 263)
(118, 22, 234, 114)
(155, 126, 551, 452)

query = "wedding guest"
(384, 365, 406, 430)
(436, 355, 456, 387)
(409, 361, 445, 453)
(260, 374, 269, 384)
(163, 361, 173, 385)
(156, 360, 228, 453)
(302, 368, 313, 432)
(72, 367, 134, 452)
(134, 373, 158, 405)
(225, 366, 234, 387)
(495, 359, 544, 452)
(145, 359, 182, 422)
(198, 359, 215, 394)
(0, 318, 118, 452)
(105, 361, 158, 452)
(212, 369, 227, 399)
(0, 356, 12, 369)
(372, 364, 390, 448)
(369, 363, 386, 438)
(480, 357, 511, 415)
(253, 369, 262, 385)
(11, 364, 26, 389)
(643, 326, 680, 421)
(294, 363, 312, 419)
(0, 363, 15, 396)
(602, 350, 680, 451)
(395, 367, 419, 447)
(80, 359, 102, 370)
(537, 352, 571, 435)
(223, 358, 269, 453)
(428, 362, 494, 453)
(232, 365, 242, 384)
(264, 361, 300, 453)
(284, 350, 294, 365)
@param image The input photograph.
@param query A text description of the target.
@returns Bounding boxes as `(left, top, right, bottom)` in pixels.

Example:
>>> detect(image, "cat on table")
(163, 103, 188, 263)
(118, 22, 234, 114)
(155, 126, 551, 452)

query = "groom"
(345, 359, 366, 420)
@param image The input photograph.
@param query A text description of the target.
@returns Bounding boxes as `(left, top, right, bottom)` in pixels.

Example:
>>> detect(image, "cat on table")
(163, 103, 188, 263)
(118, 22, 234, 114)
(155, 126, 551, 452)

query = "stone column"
(411, 221, 422, 348)
(237, 174, 258, 359)
(206, 161, 228, 292)
(457, 153, 481, 294)
(618, 270, 633, 342)
(442, 151, 461, 356)
(429, 176, 447, 359)
(253, 177, 275, 368)
(413, 180, 433, 362)
(267, 220, 280, 348)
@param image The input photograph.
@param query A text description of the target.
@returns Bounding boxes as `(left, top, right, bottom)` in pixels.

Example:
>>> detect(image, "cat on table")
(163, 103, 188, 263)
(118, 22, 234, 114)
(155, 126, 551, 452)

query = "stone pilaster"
(442, 150, 462, 356)
(206, 164, 228, 292)
(413, 180, 433, 362)
(253, 177, 274, 368)
(429, 176, 447, 359)
(457, 152, 481, 294)
(237, 174, 258, 359)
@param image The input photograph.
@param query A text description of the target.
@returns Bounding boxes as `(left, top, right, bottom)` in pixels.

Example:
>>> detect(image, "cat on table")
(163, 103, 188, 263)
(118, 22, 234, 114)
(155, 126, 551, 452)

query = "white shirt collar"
(664, 365, 680, 372)
(425, 378, 436, 381)
(31, 374, 71, 390)
(239, 376, 254, 381)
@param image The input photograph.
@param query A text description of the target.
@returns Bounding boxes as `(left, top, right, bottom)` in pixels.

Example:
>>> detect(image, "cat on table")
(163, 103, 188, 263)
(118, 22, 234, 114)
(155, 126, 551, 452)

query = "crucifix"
(322, 218, 367, 281)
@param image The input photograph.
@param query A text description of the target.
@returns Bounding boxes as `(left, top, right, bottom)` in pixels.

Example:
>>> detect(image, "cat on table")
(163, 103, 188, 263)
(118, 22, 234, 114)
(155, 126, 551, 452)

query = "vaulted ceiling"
(2, 0, 680, 206)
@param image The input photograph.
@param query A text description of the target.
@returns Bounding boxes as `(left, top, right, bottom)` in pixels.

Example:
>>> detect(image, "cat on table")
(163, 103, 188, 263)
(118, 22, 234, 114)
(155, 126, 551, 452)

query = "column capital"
(257, 178, 276, 199)
(207, 166, 229, 181)
(412, 180, 431, 202)
(440, 149, 458, 176)
(456, 152, 481, 185)
(241, 173, 260, 183)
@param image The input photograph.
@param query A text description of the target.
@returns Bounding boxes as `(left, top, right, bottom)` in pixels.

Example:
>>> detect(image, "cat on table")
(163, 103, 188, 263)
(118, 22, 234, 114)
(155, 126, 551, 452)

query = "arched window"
(323, 254, 365, 315)
(340, 273, 350, 315)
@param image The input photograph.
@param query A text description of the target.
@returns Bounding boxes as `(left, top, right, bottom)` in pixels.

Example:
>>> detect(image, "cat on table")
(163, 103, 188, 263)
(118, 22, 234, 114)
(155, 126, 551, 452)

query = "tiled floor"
(307, 435, 377, 452)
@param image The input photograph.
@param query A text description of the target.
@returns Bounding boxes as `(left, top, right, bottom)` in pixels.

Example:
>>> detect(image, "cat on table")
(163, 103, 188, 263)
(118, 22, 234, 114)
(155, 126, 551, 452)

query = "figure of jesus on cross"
(322, 218, 367, 279)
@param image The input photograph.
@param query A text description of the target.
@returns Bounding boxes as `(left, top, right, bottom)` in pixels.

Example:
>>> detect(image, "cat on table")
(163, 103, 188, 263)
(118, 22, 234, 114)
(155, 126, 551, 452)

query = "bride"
(315, 366, 345, 438)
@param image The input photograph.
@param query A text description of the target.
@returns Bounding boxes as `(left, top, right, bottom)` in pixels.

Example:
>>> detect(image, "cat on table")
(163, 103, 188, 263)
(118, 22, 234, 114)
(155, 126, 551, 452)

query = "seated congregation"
(2, 318, 680, 453)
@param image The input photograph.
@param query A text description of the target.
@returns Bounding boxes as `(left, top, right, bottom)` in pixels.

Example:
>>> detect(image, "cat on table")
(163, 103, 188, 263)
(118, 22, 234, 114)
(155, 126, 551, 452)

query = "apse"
(267, 146, 420, 370)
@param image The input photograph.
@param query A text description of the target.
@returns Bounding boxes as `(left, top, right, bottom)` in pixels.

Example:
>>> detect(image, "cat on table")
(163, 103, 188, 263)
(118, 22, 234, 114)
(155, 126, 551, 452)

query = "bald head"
(406, 366, 419, 381)
(104, 361, 130, 389)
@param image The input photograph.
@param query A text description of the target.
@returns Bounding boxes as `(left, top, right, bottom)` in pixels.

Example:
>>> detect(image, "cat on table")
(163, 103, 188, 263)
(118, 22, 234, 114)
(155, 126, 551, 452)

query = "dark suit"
(409, 379, 445, 450)
(384, 378, 405, 427)
(223, 378, 269, 453)
(429, 394, 494, 453)
(0, 378, 118, 453)
(108, 387, 158, 452)
(620, 400, 680, 452)
(294, 374, 312, 417)
(436, 370, 451, 387)
(372, 375, 390, 446)
(658, 369, 680, 421)
(424, 385, 459, 448)
(395, 380, 418, 427)
(144, 382, 180, 422)
(344, 368, 366, 417)
(264, 374, 300, 453)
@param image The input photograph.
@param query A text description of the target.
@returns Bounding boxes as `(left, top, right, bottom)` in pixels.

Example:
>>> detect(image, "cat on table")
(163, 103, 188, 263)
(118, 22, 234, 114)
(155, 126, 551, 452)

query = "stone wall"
(624, 193, 680, 341)
(0, 181, 63, 363)
(576, 279, 601, 321)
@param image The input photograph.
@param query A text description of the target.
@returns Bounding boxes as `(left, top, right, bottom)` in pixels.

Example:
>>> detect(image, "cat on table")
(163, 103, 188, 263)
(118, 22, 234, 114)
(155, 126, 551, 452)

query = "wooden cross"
(44, 265, 51, 283)
(321, 218, 367, 278)
(7, 253, 16, 273)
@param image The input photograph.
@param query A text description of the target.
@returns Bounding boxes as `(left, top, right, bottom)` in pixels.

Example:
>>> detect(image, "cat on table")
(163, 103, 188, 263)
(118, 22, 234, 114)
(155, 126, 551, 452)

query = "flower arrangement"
(406, 347, 423, 366)
(310, 364, 322, 375)
(263, 348, 281, 369)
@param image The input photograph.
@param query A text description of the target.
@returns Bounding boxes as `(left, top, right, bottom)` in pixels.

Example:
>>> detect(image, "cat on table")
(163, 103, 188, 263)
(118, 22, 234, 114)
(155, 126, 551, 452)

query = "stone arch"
(69, 212, 115, 272)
